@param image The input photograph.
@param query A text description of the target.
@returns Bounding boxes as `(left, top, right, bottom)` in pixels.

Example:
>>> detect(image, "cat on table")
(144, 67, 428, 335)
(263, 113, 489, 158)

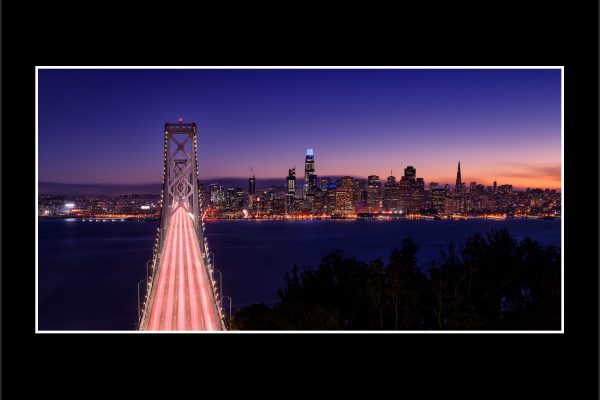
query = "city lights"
(196, 150, 560, 221)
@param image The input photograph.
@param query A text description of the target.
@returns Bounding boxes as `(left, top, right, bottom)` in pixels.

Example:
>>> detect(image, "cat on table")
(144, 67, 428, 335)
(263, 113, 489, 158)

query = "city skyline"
(38, 152, 561, 194)
(40, 153, 561, 220)
(38, 68, 561, 190)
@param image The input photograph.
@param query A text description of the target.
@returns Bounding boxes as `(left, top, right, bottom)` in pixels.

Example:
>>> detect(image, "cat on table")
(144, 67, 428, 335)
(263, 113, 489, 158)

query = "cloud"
(495, 162, 561, 180)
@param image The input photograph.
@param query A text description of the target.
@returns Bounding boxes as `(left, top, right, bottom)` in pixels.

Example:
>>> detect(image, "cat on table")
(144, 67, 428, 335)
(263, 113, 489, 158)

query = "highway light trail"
(145, 202, 221, 331)
(187, 206, 217, 331)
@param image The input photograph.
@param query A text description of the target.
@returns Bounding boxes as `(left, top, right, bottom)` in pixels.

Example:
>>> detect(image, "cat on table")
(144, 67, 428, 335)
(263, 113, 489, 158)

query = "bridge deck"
(145, 203, 222, 330)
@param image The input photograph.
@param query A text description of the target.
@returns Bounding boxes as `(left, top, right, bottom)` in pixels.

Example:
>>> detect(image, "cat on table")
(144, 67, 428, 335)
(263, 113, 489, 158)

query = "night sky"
(38, 68, 561, 190)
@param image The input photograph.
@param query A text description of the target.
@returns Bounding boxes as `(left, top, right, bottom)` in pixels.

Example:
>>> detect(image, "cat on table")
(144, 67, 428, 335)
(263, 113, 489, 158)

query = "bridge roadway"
(145, 202, 222, 330)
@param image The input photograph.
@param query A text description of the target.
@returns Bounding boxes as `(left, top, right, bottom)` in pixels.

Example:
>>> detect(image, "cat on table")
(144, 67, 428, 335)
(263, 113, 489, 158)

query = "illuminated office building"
(367, 175, 382, 213)
(335, 176, 354, 214)
(209, 184, 225, 209)
(383, 173, 399, 212)
(303, 148, 315, 197)
(286, 167, 296, 213)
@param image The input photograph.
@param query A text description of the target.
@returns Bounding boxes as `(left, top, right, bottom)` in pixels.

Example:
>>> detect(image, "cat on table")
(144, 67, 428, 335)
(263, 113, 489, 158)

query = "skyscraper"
(368, 175, 380, 186)
(304, 192, 315, 213)
(303, 148, 315, 197)
(413, 177, 425, 212)
(266, 190, 275, 215)
(234, 188, 244, 211)
(326, 182, 337, 215)
(444, 196, 455, 215)
(455, 161, 462, 192)
(248, 176, 256, 196)
(367, 175, 382, 213)
(431, 188, 446, 215)
(286, 168, 296, 213)
(399, 176, 412, 213)
(246, 174, 257, 212)
(336, 176, 354, 214)
(384, 173, 399, 212)
(225, 188, 237, 211)
(209, 184, 225, 209)
(399, 166, 424, 213)
(353, 178, 368, 213)
(313, 189, 326, 215)
(454, 161, 464, 213)
(309, 174, 318, 192)
(273, 193, 286, 215)
(247, 174, 256, 212)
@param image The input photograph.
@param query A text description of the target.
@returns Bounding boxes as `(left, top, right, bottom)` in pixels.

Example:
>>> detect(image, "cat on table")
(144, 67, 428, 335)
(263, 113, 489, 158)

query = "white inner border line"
(35, 66, 564, 334)
(37, 66, 564, 69)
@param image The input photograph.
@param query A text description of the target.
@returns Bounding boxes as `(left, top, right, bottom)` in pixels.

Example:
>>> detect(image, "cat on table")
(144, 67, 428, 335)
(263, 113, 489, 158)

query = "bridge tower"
(159, 120, 202, 248)
(137, 119, 225, 331)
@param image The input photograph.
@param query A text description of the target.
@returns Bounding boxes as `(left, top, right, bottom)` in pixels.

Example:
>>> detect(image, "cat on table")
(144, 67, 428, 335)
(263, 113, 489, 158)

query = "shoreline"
(38, 215, 560, 222)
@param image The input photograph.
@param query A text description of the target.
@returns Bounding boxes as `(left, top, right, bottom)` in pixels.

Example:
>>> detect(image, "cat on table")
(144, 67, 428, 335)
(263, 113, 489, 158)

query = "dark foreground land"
(232, 228, 561, 330)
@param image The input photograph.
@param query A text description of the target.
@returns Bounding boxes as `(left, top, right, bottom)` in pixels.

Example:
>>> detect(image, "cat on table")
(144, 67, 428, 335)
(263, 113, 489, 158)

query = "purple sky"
(38, 68, 561, 190)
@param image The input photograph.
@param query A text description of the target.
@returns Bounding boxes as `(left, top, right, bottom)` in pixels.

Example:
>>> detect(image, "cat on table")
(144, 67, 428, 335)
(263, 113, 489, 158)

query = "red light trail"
(146, 203, 221, 330)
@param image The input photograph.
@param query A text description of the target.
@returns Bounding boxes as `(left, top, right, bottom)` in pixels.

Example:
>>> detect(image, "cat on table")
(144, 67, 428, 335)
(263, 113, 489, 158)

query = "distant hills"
(39, 178, 290, 195)
(38, 182, 163, 195)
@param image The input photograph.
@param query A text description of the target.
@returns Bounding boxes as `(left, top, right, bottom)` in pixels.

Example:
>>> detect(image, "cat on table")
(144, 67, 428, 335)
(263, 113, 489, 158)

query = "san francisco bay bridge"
(138, 120, 225, 331)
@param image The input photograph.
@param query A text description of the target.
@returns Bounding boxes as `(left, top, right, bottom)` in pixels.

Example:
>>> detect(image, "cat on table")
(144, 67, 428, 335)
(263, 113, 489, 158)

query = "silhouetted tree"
(385, 239, 426, 329)
(271, 302, 340, 330)
(367, 258, 385, 329)
(230, 303, 275, 330)
(233, 228, 560, 330)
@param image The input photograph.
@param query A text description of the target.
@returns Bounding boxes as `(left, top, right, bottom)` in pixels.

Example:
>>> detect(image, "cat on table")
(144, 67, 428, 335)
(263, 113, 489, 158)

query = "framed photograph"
(36, 67, 564, 333)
